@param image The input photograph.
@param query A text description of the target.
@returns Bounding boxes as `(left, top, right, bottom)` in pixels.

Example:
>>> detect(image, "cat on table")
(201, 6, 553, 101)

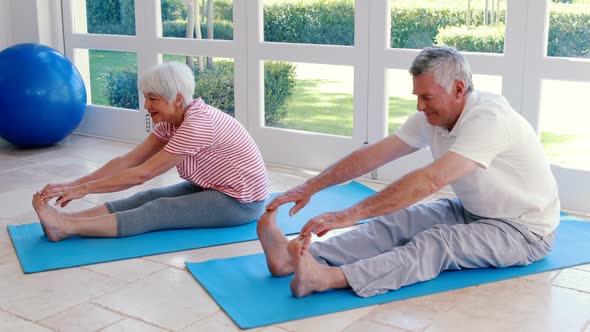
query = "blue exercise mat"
(8, 181, 376, 273)
(186, 214, 590, 329)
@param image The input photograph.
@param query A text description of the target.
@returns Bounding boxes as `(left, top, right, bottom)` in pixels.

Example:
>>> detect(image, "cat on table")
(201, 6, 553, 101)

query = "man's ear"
(454, 79, 466, 98)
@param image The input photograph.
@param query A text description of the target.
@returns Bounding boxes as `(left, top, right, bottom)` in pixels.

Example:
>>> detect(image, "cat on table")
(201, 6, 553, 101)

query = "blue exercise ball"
(0, 43, 87, 147)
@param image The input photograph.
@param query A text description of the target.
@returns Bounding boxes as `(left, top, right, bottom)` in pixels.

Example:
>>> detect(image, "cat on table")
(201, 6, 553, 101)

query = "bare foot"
(32, 193, 70, 242)
(257, 209, 293, 276)
(289, 235, 349, 297)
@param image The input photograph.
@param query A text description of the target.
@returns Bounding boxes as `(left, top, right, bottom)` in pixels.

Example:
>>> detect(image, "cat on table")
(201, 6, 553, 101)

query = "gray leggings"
(104, 181, 265, 237)
(308, 198, 556, 298)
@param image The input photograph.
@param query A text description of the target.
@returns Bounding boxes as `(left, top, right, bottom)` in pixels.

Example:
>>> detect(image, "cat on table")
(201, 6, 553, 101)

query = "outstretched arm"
(40, 134, 167, 206)
(266, 135, 418, 216)
(42, 149, 185, 206)
(301, 151, 480, 236)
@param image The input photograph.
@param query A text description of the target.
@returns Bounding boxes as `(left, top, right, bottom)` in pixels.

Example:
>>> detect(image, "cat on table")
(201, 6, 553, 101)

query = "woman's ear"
(175, 92, 184, 108)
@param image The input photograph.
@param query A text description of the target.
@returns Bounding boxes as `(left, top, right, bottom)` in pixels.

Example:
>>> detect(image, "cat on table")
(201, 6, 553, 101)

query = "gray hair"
(138, 62, 195, 108)
(409, 46, 474, 94)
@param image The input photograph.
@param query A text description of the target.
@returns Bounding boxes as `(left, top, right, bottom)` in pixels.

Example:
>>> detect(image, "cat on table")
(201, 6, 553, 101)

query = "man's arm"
(266, 135, 418, 215)
(301, 151, 480, 236)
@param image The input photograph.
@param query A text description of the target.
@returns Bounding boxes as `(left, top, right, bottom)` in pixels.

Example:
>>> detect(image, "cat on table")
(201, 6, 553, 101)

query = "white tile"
(343, 320, 406, 332)
(551, 268, 590, 293)
(181, 311, 243, 332)
(0, 154, 33, 172)
(38, 303, 123, 332)
(364, 288, 471, 331)
(93, 267, 218, 331)
(100, 318, 166, 332)
(573, 263, 590, 272)
(20, 155, 102, 179)
(521, 270, 561, 284)
(427, 279, 590, 332)
(0, 254, 127, 321)
(0, 188, 97, 223)
(0, 310, 53, 332)
(147, 241, 263, 269)
(277, 306, 373, 332)
(83, 258, 167, 282)
(0, 242, 14, 257)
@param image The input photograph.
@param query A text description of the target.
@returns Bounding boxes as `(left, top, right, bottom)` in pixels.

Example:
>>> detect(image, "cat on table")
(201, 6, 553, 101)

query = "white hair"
(138, 62, 195, 108)
(409, 46, 474, 94)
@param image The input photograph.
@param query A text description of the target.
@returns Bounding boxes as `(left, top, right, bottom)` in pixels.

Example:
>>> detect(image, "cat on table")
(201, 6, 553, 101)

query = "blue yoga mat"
(8, 181, 376, 273)
(186, 214, 590, 329)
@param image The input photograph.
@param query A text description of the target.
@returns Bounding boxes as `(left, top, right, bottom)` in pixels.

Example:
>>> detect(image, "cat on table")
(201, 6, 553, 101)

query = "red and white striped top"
(152, 98, 269, 203)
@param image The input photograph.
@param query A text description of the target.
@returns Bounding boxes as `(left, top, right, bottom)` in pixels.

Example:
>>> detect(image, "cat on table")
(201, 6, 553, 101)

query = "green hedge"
(263, 0, 355, 45)
(103, 66, 139, 110)
(436, 25, 505, 53)
(103, 61, 296, 125)
(548, 4, 590, 57)
(163, 20, 233, 40)
(86, 0, 135, 35)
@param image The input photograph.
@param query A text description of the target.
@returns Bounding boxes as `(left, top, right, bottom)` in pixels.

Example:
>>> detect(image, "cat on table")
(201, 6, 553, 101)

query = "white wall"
(0, 0, 13, 50)
(1, 0, 64, 52)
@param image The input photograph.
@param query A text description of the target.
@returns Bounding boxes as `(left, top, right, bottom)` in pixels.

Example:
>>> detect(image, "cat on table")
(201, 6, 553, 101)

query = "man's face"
(412, 73, 464, 130)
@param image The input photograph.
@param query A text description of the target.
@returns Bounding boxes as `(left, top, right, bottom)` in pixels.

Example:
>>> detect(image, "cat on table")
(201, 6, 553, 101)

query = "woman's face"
(143, 93, 175, 124)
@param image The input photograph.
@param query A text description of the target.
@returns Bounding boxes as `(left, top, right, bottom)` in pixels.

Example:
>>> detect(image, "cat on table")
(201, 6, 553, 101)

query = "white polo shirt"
(395, 90, 560, 236)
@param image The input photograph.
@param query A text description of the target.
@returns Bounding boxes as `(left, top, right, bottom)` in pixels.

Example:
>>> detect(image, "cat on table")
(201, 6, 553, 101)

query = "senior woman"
(33, 62, 269, 242)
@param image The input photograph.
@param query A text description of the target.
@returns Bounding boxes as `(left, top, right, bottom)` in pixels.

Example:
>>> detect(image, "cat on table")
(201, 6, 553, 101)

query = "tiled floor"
(1, 134, 589, 332)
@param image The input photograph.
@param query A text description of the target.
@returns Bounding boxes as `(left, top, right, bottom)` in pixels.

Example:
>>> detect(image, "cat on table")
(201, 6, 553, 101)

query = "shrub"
(436, 24, 505, 53)
(163, 20, 233, 40)
(86, 0, 135, 35)
(103, 66, 139, 110)
(103, 61, 297, 126)
(548, 4, 590, 57)
(263, 62, 297, 126)
(193, 61, 235, 115)
(161, 0, 187, 22)
(263, 0, 355, 45)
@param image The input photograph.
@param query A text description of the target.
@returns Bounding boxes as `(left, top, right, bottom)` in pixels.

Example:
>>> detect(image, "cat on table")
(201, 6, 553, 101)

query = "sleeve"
(151, 122, 172, 141)
(449, 107, 510, 168)
(164, 116, 214, 156)
(394, 112, 433, 149)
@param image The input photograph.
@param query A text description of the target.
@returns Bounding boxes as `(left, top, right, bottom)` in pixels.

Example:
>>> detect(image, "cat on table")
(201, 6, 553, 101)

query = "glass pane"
(548, 1, 590, 58)
(73, 0, 136, 35)
(263, 0, 355, 46)
(539, 80, 590, 170)
(161, 0, 233, 40)
(86, 50, 138, 109)
(264, 62, 354, 137)
(387, 69, 502, 135)
(391, 0, 506, 53)
(163, 54, 235, 116)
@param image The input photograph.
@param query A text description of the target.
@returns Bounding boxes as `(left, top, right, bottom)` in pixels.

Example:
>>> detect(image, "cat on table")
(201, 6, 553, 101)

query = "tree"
(184, 0, 204, 72)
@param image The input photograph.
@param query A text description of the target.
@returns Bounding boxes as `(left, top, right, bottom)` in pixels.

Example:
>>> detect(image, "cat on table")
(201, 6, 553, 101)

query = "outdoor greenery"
(88, 0, 589, 148)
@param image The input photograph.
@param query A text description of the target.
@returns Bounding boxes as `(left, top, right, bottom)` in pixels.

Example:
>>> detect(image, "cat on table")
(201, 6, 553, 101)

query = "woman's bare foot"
(32, 193, 71, 242)
(256, 209, 294, 276)
(289, 235, 349, 297)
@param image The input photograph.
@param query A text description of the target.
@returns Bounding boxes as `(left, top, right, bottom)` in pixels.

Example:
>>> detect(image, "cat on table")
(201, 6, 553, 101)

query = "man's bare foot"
(289, 235, 349, 297)
(257, 209, 293, 276)
(32, 193, 71, 242)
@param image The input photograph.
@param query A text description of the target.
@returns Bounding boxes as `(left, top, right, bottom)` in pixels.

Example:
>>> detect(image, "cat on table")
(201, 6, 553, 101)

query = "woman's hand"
(40, 184, 88, 207)
(300, 209, 359, 237)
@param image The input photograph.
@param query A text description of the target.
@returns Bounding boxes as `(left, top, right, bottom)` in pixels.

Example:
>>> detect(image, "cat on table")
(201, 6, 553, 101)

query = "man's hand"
(300, 209, 358, 237)
(266, 184, 315, 216)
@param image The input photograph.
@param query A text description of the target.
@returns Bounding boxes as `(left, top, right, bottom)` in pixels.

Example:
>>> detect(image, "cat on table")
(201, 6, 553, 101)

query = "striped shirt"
(152, 98, 269, 203)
